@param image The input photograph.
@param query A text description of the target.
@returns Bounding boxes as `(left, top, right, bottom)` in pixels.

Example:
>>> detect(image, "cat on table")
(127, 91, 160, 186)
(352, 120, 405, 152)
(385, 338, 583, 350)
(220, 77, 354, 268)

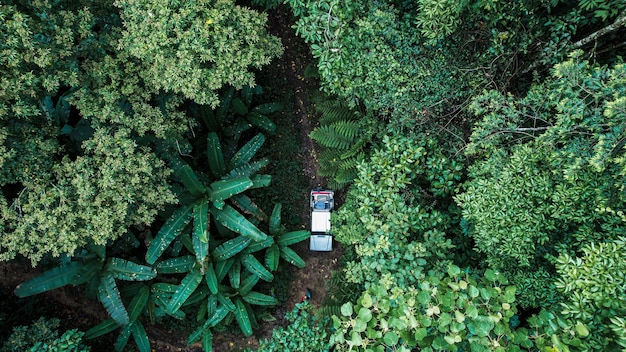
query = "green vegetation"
(2, 0, 626, 351)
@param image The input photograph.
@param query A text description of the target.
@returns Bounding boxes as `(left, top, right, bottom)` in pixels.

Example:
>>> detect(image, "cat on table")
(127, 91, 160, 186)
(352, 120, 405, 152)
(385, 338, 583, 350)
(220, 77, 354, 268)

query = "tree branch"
(573, 13, 626, 49)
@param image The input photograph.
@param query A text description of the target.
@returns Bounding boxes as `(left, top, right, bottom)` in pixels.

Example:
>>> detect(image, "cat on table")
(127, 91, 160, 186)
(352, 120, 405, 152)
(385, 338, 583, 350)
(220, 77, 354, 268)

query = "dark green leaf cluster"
(1, 317, 90, 352)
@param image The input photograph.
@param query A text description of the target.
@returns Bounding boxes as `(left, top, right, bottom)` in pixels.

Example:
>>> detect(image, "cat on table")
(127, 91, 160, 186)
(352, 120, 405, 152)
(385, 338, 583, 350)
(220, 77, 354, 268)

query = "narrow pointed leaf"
(229, 133, 265, 169)
(98, 274, 129, 325)
(207, 132, 226, 177)
(114, 324, 132, 352)
(209, 177, 253, 204)
(252, 102, 283, 114)
(211, 205, 267, 241)
(269, 203, 282, 236)
(146, 205, 193, 264)
(242, 236, 274, 255)
(247, 112, 276, 134)
(15, 262, 82, 297)
(201, 331, 213, 352)
(128, 285, 150, 323)
(156, 256, 195, 274)
(265, 244, 280, 272)
(85, 318, 119, 340)
(214, 258, 235, 282)
(205, 263, 219, 295)
(238, 274, 260, 296)
(107, 258, 156, 281)
(217, 294, 236, 312)
(229, 259, 241, 289)
(250, 174, 272, 189)
(234, 298, 253, 336)
(131, 321, 150, 352)
(215, 87, 235, 120)
(193, 199, 209, 244)
(167, 269, 203, 314)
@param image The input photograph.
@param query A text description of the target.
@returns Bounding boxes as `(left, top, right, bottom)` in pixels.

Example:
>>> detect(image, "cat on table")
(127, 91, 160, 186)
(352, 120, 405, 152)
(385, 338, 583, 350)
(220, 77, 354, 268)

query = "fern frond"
(316, 99, 357, 124)
(310, 125, 354, 149)
(315, 305, 342, 319)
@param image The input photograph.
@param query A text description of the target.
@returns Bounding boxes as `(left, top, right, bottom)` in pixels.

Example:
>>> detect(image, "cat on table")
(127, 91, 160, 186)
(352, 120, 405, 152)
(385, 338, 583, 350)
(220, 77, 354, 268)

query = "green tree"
(457, 53, 626, 308)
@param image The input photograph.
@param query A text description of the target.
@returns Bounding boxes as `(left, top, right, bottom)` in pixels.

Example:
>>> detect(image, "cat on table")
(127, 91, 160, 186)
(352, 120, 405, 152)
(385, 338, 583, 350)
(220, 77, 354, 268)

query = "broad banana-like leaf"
(247, 112, 276, 134)
(209, 177, 253, 204)
(217, 294, 236, 312)
(277, 230, 311, 247)
(106, 258, 156, 281)
(241, 254, 274, 282)
(127, 285, 150, 323)
(231, 97, 248, 115)
(98, 274, 129, 325)
(214, 258, 235, 282)
(242, 291, 278, 306)
(155, 256, 195, 274)
(202, 330, 213, 352)
(207, 132, 226, 177)
(252, 102, 283, 115)
(212, 235, 253, 261)
(114, 323, 132, 352)
(178, 233, 194, 254)
(121, 232, 141, 248)
(146, 205, 193, 264)
(183, 285, 209, 307)
(211, 205, 267, 242)
(193, 199, 209, 244)
(229, 133, 265, 169)
(131, 321, 151, 352)
(242, 236, 274, 255)
(170, 157, 206, 196)
(193, 233, 209, 265)
(250, 174, 272, 189)
(280, 246, 306, 268)
(228, 259, 241, 289)
(84, 318, 119, 340)
(269, 203, 282, 236)
(222, 158, 269, 180)
(231, 194, 267, 221)
(15, 262, 82, 298)
(205, 263, 219, 295)
(238, 273, 260, 296)
(265, 244, 281, 272)
(167, 269, 203, 314)
(207, 294, 218, 318)
(233, 298, 253, 336)
(215, 87, 235, 120)
(72, 260, 103, 285)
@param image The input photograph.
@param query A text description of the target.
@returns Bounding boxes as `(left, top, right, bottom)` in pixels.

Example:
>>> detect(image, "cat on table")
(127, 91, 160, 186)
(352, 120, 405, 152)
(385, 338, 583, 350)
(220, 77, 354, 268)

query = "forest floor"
(0, 6, 341, 352)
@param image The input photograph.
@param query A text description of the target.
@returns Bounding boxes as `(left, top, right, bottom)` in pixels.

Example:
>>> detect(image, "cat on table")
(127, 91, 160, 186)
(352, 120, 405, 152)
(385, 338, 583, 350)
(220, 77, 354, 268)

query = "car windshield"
(314, 195, 329, 209)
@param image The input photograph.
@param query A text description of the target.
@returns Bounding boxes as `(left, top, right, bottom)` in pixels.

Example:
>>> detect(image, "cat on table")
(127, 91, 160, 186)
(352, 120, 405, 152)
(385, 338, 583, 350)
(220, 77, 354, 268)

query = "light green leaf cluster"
(0, 129, 175, 264)
(331, 266, 530, 351)
(115, 0, 283, 107)
(333, 135, 457, 288)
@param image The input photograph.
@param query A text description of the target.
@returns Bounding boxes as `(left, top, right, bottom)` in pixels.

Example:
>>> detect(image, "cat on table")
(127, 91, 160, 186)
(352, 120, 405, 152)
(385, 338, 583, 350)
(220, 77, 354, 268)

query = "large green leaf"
(250, 174, 272, 189)
(84, 318, 120, 340)
(229, 133, 265, 169)
(264, 244, 280, 272)
(193, 199, 209, 244)
(170, 157, 206, 196)
(211, 205, 267, 241)
(131, 321, 151, 352)
(231, 194, 267, 221)
(212, 236, 253, 261)
(238, 274, 260, 296)
(15, 262, 82, 298)
(233, 298, 253, 336)
(247, 112, 276, 134)
(269, 203, 282, 236)
(207, 132, 226, 177)
(241, 254, 274, 282)
(223, 158, 269, 180)
(205, 263, 219, 295)
(167, 269, 203, 314)
(277, 230, 311, 247)
(201, 330, 213, 352)
(128, 285, 150, 323)
(106, 258, 157, 281)
(229, 258, 242, 289)
(98, 274, 129, 326)
(114, 324, 132, 352)
(280, 246, 306, 268)
(242, 291, 278, 306)
(155, 256, 195, 274)
(146, 205, 193, 264)
(214, 258, 235, 282)
(209, 177, 253, 204)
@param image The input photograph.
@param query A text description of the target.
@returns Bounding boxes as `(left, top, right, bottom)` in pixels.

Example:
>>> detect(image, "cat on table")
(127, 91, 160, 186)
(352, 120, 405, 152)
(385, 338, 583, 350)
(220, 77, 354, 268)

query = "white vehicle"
(310, 189, 334, 251)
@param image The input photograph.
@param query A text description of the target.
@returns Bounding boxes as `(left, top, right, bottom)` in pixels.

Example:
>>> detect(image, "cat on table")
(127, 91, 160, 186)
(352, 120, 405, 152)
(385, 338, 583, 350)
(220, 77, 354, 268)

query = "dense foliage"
(2, 0, 626, 350)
